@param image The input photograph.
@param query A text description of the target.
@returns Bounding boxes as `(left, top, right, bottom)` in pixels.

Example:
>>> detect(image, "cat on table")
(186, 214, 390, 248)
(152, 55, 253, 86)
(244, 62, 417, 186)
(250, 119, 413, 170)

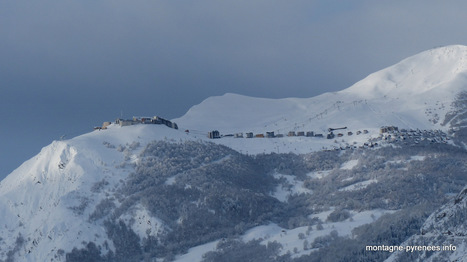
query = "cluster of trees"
(4, 234, 25, 262)
(291, 205, 431, 262)
(301, 143, 467, 212)
(66, 138, 467, 261)
(79, 141, 293, 259)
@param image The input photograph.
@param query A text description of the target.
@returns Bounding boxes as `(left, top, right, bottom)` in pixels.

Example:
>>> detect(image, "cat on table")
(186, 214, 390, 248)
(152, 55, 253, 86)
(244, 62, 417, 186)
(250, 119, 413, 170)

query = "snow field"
(240, 209, 396, 258)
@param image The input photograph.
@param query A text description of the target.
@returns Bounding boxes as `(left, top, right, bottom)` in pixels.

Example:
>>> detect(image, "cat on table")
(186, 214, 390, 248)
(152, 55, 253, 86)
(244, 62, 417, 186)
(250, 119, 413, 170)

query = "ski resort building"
(208, 130, 221, 139)
(234, 133, 244, 138)
(116, 119, 134, 127)
(115, 116, 178, 129)
(380, 126, 399, 134)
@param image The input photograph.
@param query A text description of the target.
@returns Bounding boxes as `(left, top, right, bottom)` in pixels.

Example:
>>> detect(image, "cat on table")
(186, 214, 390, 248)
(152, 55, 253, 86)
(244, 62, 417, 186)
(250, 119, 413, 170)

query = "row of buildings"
(208, 130, 325, 139)
(377, 127, 448, 144)
(208, 128, 371, 140)
(116, 116, 178, 129)
(95, 116, 178, 130)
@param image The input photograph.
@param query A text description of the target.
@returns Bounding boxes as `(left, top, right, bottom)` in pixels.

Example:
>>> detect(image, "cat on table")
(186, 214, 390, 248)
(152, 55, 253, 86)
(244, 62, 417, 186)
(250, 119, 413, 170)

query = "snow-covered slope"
(3, 45, 467, 261)
(0, 125, 192, 261)
(175, 45, 467, 135)
(386, 186, 467, 262)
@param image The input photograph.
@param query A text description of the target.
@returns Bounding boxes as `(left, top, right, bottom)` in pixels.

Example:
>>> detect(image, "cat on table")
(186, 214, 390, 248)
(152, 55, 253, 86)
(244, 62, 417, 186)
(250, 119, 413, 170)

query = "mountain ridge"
(342, 45, 467, 98)
(174, 45, 467, 137)
(3, 45, 467, 261)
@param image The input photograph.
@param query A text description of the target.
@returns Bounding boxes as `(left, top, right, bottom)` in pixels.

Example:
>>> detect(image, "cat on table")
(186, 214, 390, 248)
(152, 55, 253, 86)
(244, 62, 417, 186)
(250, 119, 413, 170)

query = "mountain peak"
(342, 45, 467, 99)
(175, 45, 467, 135)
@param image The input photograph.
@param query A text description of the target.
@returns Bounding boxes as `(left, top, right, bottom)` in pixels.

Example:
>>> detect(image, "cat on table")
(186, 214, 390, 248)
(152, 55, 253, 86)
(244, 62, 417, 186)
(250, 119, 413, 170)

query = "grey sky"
(1, 0, 467, 179)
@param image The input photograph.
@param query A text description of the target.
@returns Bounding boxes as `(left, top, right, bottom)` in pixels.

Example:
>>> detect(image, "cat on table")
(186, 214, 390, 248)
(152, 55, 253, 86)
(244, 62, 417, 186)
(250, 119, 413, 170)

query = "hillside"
(386, 184, 467, 262)
(175, 45, 467, 134)
(3, 45, 467, 262)
(0, 125, 192, 261)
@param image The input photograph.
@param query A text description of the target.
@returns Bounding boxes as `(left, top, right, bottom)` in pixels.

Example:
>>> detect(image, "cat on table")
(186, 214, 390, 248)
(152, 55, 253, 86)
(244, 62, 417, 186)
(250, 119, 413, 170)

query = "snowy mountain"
(175, 45, 467, 135)
(0, 125, 192, 261)
(3, 45, 467, 262)
(386, 185, 467, 262)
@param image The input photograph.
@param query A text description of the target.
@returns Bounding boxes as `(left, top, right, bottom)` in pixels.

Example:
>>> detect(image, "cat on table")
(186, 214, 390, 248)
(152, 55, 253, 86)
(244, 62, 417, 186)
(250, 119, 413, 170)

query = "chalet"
(235, 133, 244, 138)
(276, 134, 284, 138)
(306, 131, 314, 137)
(208, 130, 220, 139)
(297, 131, 305, 136)
(255, 134, 265, 138)
(288, 131, 296, 137)
(266, 132, 275, 138)
(380, 126, 398, 134)
(246, 132, 254, 138)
